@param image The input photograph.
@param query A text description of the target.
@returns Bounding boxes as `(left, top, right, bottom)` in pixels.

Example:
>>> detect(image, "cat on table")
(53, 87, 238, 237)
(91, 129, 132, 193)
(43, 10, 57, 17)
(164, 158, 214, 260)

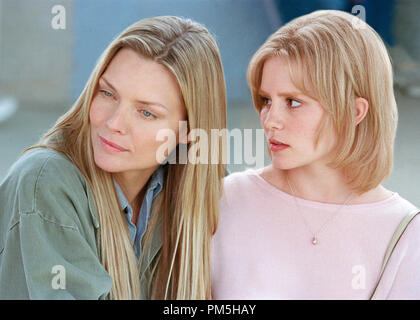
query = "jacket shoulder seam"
(19, 210, 80, 232)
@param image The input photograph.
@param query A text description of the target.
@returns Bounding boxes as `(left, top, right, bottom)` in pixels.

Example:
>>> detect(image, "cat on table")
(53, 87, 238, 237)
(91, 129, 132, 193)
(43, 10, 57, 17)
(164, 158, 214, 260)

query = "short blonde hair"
(247, 10, 398, 194)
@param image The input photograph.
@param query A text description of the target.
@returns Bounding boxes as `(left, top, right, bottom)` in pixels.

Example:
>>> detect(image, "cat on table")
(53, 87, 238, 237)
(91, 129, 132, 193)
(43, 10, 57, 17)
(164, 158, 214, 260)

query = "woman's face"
(259, 56, 337, 171)
(89, 48, 187, 176)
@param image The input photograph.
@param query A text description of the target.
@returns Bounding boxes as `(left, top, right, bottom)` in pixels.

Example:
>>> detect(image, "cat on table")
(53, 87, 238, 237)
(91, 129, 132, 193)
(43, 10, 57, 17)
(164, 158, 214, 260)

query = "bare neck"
(259, 164, 393, 205)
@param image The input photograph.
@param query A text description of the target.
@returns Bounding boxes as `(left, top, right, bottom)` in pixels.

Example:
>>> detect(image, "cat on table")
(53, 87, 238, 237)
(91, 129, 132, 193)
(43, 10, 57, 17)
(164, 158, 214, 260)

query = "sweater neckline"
(246, 168, 399, 210)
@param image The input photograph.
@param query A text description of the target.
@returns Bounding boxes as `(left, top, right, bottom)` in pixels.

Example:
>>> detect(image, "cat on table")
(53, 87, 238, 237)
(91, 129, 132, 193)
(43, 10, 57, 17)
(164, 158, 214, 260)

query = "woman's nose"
(262, 102, 285, 132)
(106, 103, 128, 134)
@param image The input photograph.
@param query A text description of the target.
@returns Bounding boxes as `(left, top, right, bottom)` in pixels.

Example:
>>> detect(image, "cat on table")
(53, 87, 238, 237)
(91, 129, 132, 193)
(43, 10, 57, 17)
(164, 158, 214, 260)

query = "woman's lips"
(99, 135, 128, 152)
(269, 138, 290, 152)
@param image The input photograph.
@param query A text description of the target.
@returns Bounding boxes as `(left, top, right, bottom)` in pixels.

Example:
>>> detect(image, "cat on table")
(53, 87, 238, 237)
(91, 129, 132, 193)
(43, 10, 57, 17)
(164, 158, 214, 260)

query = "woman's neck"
(114, 166, 158, 224)
(259, 164, 392, 205)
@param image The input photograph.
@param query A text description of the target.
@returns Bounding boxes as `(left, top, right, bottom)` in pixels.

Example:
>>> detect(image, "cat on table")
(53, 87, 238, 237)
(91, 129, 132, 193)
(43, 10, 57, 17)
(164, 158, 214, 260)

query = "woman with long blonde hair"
(211, 10, 419, 299)
(0, 16, 226, 299)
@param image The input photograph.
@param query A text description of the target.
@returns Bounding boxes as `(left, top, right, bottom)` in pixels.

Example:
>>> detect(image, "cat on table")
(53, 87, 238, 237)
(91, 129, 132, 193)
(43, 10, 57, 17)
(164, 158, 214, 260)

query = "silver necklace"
(286, 176, 354, 246)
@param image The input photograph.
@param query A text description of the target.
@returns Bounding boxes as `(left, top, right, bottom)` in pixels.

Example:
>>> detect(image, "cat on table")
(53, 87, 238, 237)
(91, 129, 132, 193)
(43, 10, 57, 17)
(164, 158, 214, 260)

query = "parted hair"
(25, 16, 227, 299)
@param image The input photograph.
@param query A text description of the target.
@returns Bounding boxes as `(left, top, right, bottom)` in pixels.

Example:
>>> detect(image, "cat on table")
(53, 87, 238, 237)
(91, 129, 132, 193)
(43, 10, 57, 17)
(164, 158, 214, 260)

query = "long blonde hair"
(247, 10, 397, 194)
(24, 16, 227, 299)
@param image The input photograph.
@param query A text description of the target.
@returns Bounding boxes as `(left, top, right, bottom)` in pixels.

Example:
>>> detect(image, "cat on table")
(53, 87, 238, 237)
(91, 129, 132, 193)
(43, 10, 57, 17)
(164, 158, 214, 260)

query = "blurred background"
(0, 0, 419, 206)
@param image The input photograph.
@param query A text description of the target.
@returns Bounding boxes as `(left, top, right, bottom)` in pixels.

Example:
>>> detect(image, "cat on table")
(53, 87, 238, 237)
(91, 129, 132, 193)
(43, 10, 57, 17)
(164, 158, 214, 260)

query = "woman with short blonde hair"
(0, 16, 226, 299)
(211, 10, 419, 299)
(248, 10, 397, 193)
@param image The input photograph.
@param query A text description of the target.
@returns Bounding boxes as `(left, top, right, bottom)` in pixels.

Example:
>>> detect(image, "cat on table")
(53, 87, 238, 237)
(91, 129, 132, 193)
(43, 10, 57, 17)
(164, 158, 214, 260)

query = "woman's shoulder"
(7, 147, 81, 180)
(2, 148, 87, 198)
(373, 206, 420, 299)
(220, 167, 266, 209)
(223, 167, 261, 189)
(0, 147, 97, 231)
(381, 193, 420, 257)
(382, 192, 419, 224)
(397, 205, 420, 242)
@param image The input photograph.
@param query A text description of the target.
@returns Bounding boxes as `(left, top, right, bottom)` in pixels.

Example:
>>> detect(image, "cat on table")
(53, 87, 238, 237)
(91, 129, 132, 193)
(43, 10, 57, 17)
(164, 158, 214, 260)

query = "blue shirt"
(113, 166, 165, 261)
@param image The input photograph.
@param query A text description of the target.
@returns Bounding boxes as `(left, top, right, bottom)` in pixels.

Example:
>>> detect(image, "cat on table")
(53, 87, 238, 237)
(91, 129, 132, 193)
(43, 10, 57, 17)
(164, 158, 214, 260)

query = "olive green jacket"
(0, 148, 161, 299)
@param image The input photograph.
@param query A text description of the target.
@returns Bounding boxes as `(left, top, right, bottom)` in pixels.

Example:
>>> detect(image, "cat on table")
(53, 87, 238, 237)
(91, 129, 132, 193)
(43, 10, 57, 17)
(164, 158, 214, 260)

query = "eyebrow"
(99, 76, 169, 111)
(258, 89, 304, 98)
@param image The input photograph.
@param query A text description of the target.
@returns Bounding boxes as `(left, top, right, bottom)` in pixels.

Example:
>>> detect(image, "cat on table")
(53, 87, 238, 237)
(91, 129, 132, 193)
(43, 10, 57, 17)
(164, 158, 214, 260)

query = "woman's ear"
(355, 97, 369, 125)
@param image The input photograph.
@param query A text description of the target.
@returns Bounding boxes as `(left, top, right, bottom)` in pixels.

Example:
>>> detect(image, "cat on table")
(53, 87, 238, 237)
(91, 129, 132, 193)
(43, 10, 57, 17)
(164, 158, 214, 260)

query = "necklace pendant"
(312, 237, 318, 245)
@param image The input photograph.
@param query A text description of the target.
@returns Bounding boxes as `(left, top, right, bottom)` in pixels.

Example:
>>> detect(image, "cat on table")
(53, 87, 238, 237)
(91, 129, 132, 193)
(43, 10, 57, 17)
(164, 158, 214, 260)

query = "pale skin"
(90, 48, 187, 224)
(258, 56, 392, 204)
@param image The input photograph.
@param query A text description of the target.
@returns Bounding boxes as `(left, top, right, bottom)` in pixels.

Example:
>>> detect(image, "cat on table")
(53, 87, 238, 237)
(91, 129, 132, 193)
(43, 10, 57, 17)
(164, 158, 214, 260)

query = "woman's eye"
(287, 98, 302, 108)
(261, 96, 272, 107)
(100, 89, 113, 98)
(140, 109, 156, 119)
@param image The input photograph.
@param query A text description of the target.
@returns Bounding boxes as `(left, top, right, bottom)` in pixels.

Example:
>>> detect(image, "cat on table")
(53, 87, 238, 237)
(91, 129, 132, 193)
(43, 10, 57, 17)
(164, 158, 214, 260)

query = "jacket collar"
(112, 166, 165, 213)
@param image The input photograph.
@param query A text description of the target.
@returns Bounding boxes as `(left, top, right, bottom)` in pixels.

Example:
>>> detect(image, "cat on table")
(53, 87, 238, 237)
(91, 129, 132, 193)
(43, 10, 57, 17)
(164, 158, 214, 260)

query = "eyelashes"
(260, 96, 272, 107)
(287, 99, 302, 108)
(99, 89, 113, 98)
(139, 109, 157, 120)
(258, 95, 302, 109)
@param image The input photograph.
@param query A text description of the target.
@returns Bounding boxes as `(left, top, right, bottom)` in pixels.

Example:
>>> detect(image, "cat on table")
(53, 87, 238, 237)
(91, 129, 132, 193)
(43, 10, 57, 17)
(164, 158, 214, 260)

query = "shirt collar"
(113, 165, 166, 212)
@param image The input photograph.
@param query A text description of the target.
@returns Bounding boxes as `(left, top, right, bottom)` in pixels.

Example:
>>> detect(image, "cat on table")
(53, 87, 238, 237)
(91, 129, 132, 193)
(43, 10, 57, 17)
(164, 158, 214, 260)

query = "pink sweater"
(211, 169, 420, 299)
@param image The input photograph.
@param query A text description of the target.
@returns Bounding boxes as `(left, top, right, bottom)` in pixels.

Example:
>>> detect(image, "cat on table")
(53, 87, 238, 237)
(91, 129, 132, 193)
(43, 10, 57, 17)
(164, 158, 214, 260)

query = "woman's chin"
(270, 158, 298, 171)
(93, 154, 124, 173)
